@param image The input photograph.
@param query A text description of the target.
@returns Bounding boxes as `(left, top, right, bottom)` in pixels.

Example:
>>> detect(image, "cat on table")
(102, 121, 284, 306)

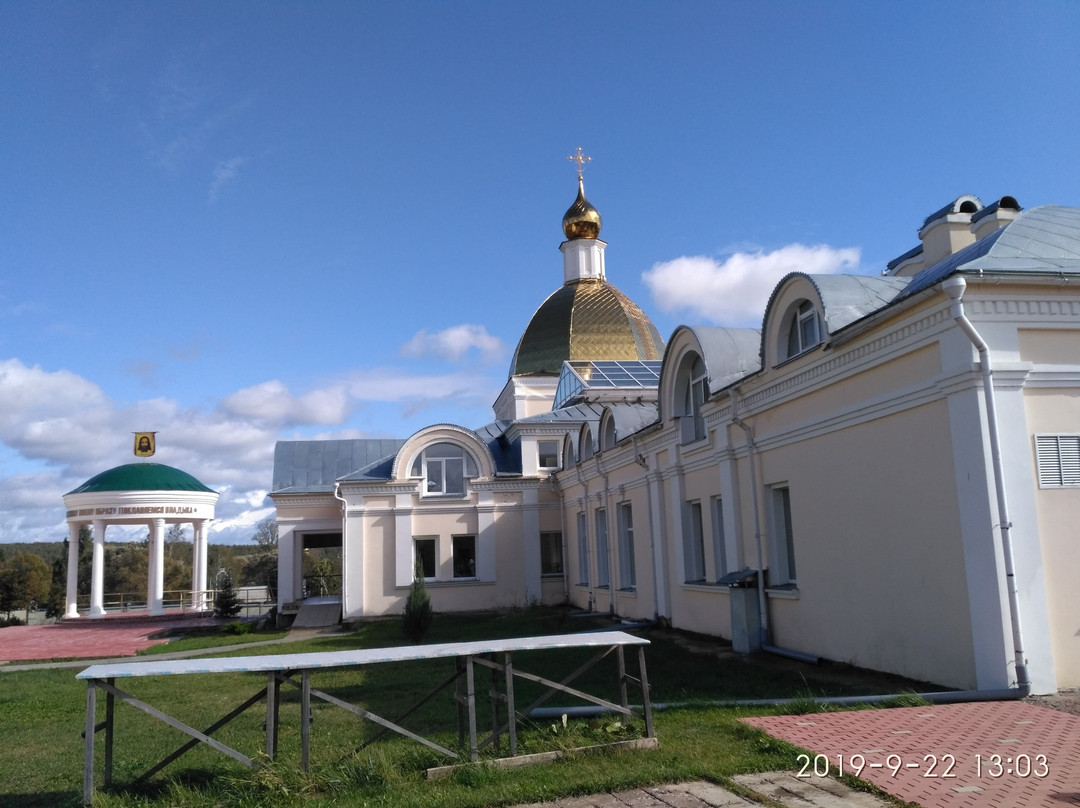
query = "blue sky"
(3, 1, 1079, 543)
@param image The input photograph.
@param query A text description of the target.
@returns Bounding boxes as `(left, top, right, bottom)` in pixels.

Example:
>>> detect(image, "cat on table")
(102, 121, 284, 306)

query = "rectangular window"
(1035, 434, 1080, 488)
(594, 509, 610, 588)
(538, 440, 560, 469)
(452, 535, 476, 579)
(683, 501, 706, 583)
(576, 512, 589, 586)
(414, 537, 436, 580)
(768, 485, 797, 587)
(617, 502, 636, 589)
(540, 531, 564, 575)
(711, 496, 728, 581)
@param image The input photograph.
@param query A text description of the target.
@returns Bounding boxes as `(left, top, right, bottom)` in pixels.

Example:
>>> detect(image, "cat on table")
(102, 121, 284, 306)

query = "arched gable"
(392, 424, 496, 483)
(658, 325, 761, 423)
(762, 273, 908, 366)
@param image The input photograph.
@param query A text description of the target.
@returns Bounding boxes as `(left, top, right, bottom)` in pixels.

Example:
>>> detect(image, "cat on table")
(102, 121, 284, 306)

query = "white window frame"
(683, 500, 706, 583)
(540, 531, 564, 576)
(710, 496, 728, 582)
(576, 512, 590, 586)
(538, 440, 560, 470)
(783, 300, 821, 360)
(409, 442, 477, 498)
(414, 536, 437, 581)
(1035, 434, 1080, 488)
(767, 484, 797, 587)
(594, 508, 610, 588)
(678, 354, 708, 444)
(616, 502, 636, 590)
(451, 534, 477, 580)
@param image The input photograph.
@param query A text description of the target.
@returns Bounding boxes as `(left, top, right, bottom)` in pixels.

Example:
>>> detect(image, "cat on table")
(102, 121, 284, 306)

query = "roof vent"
(917, 195, 983, 267)
(971, 195, 1022, 241)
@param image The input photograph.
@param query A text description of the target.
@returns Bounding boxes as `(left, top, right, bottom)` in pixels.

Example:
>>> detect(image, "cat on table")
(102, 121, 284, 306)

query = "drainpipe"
(731, 389, 819, 665)
(333, 483, 348, 618)
(941, 277, 1031, 695)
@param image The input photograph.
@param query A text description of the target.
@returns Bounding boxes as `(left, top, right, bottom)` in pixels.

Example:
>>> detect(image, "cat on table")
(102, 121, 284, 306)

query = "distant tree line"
(0, 516, 279, 622)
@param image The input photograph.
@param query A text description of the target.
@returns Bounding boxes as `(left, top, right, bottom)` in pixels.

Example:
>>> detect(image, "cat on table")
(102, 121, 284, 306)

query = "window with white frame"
(600, 417, 617, 451)
(677, 353, 707, 444)
(414, 537, 437, 580)
(538, 440, 560, 470)
(617, 502, 636, 589)
(540, 531, 564, 575)
(579, 426, 595, 461)
(783, 300, 821, 360)
(410, 442, 478, 496)
(576, 512, 590, 586)
(767, 485, 797, 587)
(683, 501, 706, 583)
(452, 535, 476, 579)
(710, 496, 728, 581)
(594, 508, 610, 588)
(1035, 434, 1080, 488)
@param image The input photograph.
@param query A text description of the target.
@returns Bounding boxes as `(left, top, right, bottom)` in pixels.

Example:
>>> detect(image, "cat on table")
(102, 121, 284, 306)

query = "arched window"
(674, 352, 707, 444)
(409, 442, 478, 496)
(562, 433, 576, 467)
(579, 425, 595, 461)
(600, 416, 617, 451)
(781, 300, 821, 361)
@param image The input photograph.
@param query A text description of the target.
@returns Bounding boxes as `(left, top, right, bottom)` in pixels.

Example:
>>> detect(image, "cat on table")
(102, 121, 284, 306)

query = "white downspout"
(941, 276, 1031, 695)
(333, 483, 349, 618)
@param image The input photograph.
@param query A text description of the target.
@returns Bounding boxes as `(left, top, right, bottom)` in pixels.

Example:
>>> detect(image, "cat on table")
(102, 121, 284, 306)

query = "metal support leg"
(266, 672, 280, 759)
(637, 646, 654, 738)
(105, 679, 115, 786)
(83, 681, 97, 805)
(489, 655, 500, 753)
(617, 647, 629, 726)
(465, 655, 478, 761)
(301, 671, 311, 771)
(504, 652, 517, 756)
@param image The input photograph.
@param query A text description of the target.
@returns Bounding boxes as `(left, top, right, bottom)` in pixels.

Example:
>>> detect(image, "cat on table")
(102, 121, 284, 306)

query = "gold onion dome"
(562, 175, 602, 240)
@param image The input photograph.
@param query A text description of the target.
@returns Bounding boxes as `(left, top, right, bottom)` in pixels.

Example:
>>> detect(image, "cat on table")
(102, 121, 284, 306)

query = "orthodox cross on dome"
(567, 147, 592, 179)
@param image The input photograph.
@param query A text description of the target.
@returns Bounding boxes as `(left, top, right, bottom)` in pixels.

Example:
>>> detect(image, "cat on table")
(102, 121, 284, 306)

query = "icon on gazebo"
(134, 432, 156, 458)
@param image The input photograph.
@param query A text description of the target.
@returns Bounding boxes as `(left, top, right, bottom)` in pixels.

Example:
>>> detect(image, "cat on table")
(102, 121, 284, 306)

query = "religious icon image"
(134, 432, 156, 457)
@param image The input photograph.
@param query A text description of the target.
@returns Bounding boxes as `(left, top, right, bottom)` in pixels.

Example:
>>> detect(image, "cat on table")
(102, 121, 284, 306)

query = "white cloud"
(400, 324, 505, 363)
(642, 244, 861, 326)
(0, 358, 505, 544)
(220, 380, 351, 426)
(208, 155, 248, 204)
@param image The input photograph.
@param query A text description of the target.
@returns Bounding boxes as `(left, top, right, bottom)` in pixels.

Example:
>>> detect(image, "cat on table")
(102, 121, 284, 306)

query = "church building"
(272, 170, 1080, 696)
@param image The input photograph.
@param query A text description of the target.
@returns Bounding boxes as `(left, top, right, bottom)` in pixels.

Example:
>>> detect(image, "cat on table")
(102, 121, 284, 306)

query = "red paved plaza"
(744, 701, 1080, 807)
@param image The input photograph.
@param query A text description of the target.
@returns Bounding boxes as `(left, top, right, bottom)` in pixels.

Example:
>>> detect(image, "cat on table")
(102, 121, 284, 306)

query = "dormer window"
(600, 417, 617, 451)
(579, 426, 595, 461)
(783, 300, 821, 360)
(538, 440, 560, 470)
(675, 353, 707, 444)
(409, 442, 477, 496)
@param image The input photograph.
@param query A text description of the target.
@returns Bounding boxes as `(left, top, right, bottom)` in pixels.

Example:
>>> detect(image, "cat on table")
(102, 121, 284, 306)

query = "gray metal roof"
(272, 439, 407, 493)
(681, 326, 763, 394)
(606, 402, 660, 441)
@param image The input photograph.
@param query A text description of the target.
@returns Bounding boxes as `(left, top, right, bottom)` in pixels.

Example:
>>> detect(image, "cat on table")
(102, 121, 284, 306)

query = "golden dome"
(509, 278, 665, 377)
(562, 175, 602, 240)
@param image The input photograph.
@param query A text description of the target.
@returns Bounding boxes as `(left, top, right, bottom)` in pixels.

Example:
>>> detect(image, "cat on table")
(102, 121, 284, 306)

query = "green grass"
(0, 607, 932, 808)
(135, 625, 291, 656)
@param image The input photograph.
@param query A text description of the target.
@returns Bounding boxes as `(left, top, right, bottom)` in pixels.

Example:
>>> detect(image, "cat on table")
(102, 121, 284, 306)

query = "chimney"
(917, 195, 983, 267)
(971, 195, 1022, 241)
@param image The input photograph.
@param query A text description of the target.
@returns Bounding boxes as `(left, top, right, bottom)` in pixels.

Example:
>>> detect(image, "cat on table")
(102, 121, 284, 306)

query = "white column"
(90, 520, 106, 618)
(476, 491, 497, 583)
(521, 489, 541, 602)
(190, 521, 201, 609)
(150, 518, 165, 615)
(394, 494, 414, 588)
(65, 522, 81, 618)
(197, 520, 210, 610)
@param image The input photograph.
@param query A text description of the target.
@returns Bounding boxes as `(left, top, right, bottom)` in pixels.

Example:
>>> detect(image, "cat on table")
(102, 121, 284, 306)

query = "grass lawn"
(0, 607, 931, 807)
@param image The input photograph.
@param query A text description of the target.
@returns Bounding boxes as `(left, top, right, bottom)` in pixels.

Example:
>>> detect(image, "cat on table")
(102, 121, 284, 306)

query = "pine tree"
(213, 569, 243, 618)
(402, 561, 433, 643)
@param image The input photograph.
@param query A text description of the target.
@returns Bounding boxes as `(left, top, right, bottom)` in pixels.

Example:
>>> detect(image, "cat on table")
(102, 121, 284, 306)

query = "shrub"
(402, 563, 433, 643)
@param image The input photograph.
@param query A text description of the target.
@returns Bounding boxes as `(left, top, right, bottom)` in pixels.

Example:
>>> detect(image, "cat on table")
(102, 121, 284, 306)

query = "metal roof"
(271, 439, 406, 493)
(553, 360, 662, 408)
(67, 463, 214, 495)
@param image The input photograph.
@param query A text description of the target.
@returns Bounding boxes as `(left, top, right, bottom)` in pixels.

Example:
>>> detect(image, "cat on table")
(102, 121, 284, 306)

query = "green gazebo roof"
(67, 463, 214, 495)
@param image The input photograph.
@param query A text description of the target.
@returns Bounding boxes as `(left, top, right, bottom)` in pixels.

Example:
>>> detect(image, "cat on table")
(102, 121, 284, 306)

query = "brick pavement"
(744, 701, 1080, 807)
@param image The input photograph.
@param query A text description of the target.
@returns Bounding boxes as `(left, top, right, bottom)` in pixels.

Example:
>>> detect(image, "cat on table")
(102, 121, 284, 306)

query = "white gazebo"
(62, 463, 219, 618)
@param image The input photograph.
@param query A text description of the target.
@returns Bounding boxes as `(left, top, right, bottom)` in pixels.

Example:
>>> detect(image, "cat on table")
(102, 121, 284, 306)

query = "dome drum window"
(410, 443, 478, 497)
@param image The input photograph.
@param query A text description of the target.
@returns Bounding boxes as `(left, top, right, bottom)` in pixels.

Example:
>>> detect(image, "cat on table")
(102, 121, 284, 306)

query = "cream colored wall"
(1023, 386, 1080, 687)
(752, 398, 977, 687)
